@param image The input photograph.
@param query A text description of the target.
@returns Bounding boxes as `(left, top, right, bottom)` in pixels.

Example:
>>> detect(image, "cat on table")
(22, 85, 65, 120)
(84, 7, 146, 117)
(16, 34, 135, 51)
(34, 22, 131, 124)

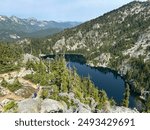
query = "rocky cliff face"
(25, 1, 150, 70)
(0, 97, 138, 113)
(49, 1, 150, 64)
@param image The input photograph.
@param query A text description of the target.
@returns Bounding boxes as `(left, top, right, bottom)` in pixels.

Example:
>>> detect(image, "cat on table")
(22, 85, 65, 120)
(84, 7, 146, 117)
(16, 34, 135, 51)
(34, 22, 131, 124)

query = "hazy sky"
(0, 0, 146, 21)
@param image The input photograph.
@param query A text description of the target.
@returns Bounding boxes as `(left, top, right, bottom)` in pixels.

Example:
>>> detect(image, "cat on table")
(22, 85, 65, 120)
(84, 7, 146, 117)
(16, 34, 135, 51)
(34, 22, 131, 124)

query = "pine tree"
(122, 84, 130, 107)
(145, 95, 150, 112)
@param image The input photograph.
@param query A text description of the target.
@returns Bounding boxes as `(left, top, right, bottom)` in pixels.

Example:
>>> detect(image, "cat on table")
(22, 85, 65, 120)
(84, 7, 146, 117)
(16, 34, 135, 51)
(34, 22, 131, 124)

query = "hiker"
(32, 84, 40, 98)
(32, 92, 37, 98)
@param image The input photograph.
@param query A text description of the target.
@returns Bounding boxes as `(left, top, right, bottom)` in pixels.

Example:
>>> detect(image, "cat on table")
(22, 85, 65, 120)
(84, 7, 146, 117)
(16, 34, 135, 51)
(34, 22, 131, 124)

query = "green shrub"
(109, 98, 116, 106)
(1, 79, 9, 88)
(58, 96, 71, 109)
(3, 101, 18, 112)
(40, 89, 49, 99)
(1, 79, 22, 92)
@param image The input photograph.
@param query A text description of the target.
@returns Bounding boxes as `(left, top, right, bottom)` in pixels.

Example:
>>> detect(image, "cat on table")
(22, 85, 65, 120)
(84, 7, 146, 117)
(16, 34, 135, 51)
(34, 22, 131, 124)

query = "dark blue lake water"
(68, 62, 136, 108)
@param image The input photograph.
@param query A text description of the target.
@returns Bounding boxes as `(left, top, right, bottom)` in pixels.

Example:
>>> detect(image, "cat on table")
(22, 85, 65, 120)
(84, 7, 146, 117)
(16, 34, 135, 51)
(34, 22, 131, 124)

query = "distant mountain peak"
(10, 16, 21, 23)
(0, 15, 6, 21)
(0, 15, 81, 41)
(27, 17, 38, 22)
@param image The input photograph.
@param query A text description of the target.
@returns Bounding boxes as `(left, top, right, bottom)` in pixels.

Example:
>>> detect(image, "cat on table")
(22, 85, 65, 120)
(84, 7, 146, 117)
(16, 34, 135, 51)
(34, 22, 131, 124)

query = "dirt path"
(0, 93, 24, 102)
(18, 78, 37, 89)
(0, 71, 17, 80)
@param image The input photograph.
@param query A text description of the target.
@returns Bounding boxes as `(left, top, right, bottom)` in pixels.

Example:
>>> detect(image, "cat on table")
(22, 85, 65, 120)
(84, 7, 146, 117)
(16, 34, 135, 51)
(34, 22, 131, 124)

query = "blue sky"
(0, 0, 146, 21)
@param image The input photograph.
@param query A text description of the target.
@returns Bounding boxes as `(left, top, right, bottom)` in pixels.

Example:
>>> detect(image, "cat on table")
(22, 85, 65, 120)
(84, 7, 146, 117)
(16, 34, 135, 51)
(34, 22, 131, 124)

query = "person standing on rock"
(32, 83, 41, 98)
(32, 92, 37, 98)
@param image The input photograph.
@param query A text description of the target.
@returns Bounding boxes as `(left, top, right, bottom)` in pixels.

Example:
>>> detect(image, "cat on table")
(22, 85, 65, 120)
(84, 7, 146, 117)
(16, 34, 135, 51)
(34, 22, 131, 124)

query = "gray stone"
(23, 53, 40, 64)
(17, 98, 42, 113)
(76, 106, 91, 113)
(107, 106, 139, 113)
(40, 99, 67, 113)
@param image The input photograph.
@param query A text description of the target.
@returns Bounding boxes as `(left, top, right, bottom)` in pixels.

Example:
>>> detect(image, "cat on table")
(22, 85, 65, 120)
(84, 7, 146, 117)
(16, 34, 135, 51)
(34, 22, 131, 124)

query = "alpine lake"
(42, 54, 143, 110)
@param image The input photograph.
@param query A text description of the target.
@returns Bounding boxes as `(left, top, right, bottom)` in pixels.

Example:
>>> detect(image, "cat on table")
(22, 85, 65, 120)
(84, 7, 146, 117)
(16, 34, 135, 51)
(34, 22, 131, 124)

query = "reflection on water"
(68, 61, 137, 108)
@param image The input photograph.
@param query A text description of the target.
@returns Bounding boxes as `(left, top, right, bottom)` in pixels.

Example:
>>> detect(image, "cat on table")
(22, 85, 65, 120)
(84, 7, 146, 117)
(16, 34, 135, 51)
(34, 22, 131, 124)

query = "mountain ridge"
(0, 15, 81, 41)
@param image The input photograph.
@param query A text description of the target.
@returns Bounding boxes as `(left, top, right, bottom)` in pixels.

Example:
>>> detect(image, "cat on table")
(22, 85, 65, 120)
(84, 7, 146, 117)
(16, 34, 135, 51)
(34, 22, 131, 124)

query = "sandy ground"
(0, 68, 37, 102)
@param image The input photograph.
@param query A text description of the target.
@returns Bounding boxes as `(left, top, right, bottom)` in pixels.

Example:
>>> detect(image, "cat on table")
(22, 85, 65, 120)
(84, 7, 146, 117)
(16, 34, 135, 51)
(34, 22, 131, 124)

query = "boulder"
(75, 106, 91, 113)
(40, 99, 67, 113)
(23, 53, 40, 64)
(17, 98, 42, 113)
(107, 106, 139, 113)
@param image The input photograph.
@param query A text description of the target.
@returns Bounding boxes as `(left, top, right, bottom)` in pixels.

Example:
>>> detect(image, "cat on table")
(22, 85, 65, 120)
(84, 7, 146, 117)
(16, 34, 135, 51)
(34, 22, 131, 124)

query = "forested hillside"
(0, 48, 113, 112)
(0, 43, 23, 73)
(21, 1, 150, 100)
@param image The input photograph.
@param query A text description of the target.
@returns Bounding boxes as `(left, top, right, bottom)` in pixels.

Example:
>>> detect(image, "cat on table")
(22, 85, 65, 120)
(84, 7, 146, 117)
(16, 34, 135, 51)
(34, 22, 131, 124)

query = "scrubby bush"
(1, 79, 22, 92)
(3, 101, 18, 112)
